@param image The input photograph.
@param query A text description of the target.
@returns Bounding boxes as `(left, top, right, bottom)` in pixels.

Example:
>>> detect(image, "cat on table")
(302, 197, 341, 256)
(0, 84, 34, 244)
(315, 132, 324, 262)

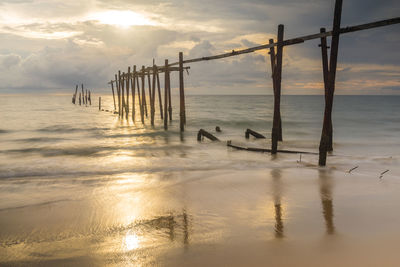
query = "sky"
(0, 0, 399, 95)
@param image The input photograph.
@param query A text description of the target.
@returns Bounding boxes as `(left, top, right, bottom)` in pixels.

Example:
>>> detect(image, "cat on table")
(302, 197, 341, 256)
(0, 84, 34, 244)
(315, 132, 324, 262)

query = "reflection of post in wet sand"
(271, 168, 284, 238)
(319, 169, 335, 235)
(183, 209, 189, 246)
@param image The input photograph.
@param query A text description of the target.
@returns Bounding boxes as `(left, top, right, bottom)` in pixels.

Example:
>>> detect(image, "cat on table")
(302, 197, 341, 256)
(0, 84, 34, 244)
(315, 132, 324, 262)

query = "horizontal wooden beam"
(165, 17, 399, 66)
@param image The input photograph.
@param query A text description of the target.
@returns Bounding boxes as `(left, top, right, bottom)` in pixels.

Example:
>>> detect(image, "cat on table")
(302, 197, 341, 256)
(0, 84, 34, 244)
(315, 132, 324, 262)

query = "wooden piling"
(164, 59, 169, 130)
(79, 92, 81, 105)
(319, 28, 333, 152)
(151, 64, 157, 125)
(115, 74, 121, 116)
(319, 0, 343, 166)
(141, 66, 148, 118)
(119, 71, 125, 118)
(179, 52, 186, 131)
(88, 90, 91, 105)
(99, 97, 101, 111)
(271, 24, 284, 154)
(268, 39, 283, 142)
(131, 65, 136, 122)
(81, 84, 84, 105)
(73, 85, 78, 104)
(156, 71, 163, 119)
(111, 80, 116, 111)
(126, 67, 130, 120)
(85, 90, 88, 105)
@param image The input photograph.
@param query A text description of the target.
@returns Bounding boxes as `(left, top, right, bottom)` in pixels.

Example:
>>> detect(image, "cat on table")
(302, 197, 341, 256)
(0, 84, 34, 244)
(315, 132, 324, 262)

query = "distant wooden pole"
(73, 85, 78, 104)
(156, 70, 164, 119)
(319, 28, 333, 152)
(79, 92, 81, 105)
(115, 74, 121, 116)
(81, 84, 84, 105)
(99, 97, 101, 111)
(147, 70, 153, 107)
(168, 72, 172, 121)
(131, 65, 136, 122)
(141, 66, 148, 118)
(151, 64, 157, 125)
(271, 24, 284, 154)
(164, 59, 169, 130)
(179, 52, 186, 131)
(136, 70, 144, 123)
(85, 90, 88, 105)
(88, 90, 91, 105)
(126, 67, 130, 120)
(111, 80, 116, 111)
(119, 71, 125, 118)
(319, 0, 343, 166)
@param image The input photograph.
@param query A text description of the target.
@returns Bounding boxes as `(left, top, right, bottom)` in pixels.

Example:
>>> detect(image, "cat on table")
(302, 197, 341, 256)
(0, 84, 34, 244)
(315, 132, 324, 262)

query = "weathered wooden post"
(168, 72, 172, 121)
(111, 80, 116, 111)
(164, 60, 169, 130)
(81, 84, 84, 105)
(271, 24, 284, 154)
(119, 71, 125, 118)
(99, 96, 101, 111)
(151, 64, 157, 125)
(85, 90, 88, 105)
(141, 66, 148, 118)
(79, 92, 81, 105)
(131, 65, 136, 122)
(156, 70, 163, 119)
(179, 52, 186, 131)
(126, 67, 130, 120)
(88, 90, 91, 105)
(136, 70, 144, 123)
(73, 85, 78, 104)
(115, 74, 121, 116)
(268, 39, 283, 142)
(319, 28, 333, 152)
(319, 0, 343, 166)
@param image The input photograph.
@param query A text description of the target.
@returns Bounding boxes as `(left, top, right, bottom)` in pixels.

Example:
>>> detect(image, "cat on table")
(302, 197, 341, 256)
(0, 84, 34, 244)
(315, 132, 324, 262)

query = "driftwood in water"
(245, 129, 266, 139)
(227, 141, 317, 154)
(197, 129, 220, 141)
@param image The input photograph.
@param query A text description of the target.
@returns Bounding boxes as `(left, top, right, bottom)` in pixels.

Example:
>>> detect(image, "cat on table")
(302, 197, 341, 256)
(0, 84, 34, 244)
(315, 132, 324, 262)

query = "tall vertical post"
(115, 74, 121, 117)
(319, 28, 333, 152)
(126, 67, 130, 120)
(99, 97, 101, 111)
(319, 0, 342, 166)
(79, 92, 81, 105)
(156, 71, 164, 119)
(111, 80, 116, 111)
(179, 52, 186, 131)
(136, 69, 143, 123)
(151, 64, 157, 125)
(119, 71, 125, 118)
(85, 90, 88, 105)
(81, 84, 84, 105)
(141, 66, 148, 118)
(131, 65, 136, 122)
(271, 24, 284, 154)
(164, 60, 169, 130)
(88, 90, 91, 105)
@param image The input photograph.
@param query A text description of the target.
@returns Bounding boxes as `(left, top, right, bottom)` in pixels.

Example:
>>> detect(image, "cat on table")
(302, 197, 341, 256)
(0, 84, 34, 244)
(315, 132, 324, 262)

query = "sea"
(0, 94, 399, 266)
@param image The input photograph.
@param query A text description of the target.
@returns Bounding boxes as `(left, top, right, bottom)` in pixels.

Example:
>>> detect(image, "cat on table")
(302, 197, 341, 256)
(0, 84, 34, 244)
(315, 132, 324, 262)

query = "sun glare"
(88, 10, 154, 28)
(124, 233, 140, 251)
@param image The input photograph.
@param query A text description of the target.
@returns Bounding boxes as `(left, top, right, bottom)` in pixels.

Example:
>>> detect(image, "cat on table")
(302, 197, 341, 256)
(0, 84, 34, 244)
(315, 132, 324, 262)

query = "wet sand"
(1, 163, 400, 266)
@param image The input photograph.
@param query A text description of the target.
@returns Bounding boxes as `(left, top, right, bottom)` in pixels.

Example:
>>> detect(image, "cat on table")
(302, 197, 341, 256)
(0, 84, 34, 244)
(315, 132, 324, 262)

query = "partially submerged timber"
(100, 0, 398, 166)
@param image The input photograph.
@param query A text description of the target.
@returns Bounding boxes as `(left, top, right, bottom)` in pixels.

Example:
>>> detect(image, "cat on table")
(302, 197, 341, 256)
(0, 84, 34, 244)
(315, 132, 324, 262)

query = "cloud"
(0, 0, 399, 94)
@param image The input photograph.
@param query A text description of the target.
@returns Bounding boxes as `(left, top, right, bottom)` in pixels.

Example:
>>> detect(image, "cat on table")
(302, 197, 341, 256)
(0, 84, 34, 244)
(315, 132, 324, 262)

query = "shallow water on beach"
(0, 94, 400, 266)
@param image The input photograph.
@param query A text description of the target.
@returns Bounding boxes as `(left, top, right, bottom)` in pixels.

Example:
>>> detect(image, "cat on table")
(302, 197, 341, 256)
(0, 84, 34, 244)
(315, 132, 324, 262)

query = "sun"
(88, 10, 154, 28)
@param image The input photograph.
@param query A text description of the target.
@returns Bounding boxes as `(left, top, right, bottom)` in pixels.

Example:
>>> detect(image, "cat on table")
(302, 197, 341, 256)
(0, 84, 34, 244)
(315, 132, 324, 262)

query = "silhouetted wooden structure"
(106, 0, 399, 166)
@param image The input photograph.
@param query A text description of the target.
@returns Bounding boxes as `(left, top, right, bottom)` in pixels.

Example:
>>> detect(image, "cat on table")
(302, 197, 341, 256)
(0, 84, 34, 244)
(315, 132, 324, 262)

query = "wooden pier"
(102, 0, 399, 166)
